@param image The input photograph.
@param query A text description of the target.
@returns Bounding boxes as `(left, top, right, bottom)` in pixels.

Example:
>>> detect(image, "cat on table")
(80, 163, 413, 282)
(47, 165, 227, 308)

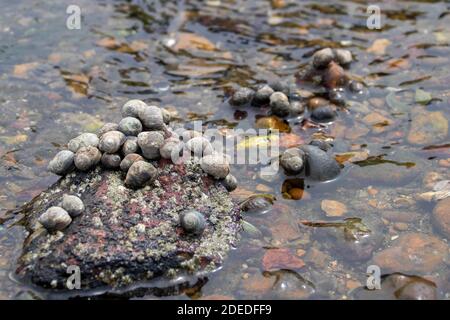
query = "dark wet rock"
(349, 81, 364, 94)
(350, 150, 423, 186)
(300, 145, 341, 181)
(312, 48, 334, 69)
(328, 89, 346, 106)
(68, 133, 99, 153)
(280, 148, 305, 174)
(48, 150, 75, 176)
(101, 153, 121, 169)
(353, 273, 437, 300)
(222, 174, 238, 192)
(240, 194, 274, 215)
(372, 232, 448, 273)
(253, 84, 274, 105)
(289, 101, 305, 116)
(230, 87, 255, 106)
(120, 153, 144, 172)
(61, 195, 84, 217)
(334, 49, 353, 66)
(98, 131, 126, 154)
(38, 207, 72, 232)
(270, 92, 291, 117)
(74, 146, 102, 172)
(432, 197, 450, 239)
(268, 80, 290, 96)
(310, 105, 337, 122)
(125, 161, 158, 189)
(179, 210, 206, 235)
(15, 160, 241, 289)
(118, 117, 143, 136)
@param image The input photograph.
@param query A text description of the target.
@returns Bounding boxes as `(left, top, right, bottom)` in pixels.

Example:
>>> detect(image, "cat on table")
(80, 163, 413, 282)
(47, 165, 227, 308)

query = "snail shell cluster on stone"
(46, 99, 238, 235)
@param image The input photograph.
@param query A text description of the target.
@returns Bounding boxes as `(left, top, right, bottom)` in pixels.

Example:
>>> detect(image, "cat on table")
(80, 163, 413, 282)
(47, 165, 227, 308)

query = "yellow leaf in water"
(367, 39, 391, 55)
(237, 135, 279, 150)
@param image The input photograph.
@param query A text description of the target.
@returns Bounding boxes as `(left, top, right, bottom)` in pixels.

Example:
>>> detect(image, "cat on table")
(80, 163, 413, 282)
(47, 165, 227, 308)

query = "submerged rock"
(432, 198, 450, 239)
(407, 111, 448, 146)
(300, 145, 341, 181)
(15, 160, 241, 289)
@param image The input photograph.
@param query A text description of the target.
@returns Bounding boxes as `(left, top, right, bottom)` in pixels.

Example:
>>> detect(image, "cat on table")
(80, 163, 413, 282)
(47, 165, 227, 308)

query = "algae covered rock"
(15, 160, 241, 290)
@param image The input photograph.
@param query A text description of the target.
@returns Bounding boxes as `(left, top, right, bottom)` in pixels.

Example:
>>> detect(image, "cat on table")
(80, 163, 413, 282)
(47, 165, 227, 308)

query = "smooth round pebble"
(334, 49, 353, 66)
(74, 146, 102, 171)
(38, 206, 72, 232)
(253, 84, 274, 105)
(118, 117, 142, 136)
(99, 131, 126, 154)
(48, 150, 75, 176)
(61, 195, 84, 217)
(311, 105, 337, 122)
(222, 174, 238, 191)
(68, 133, 99, 153)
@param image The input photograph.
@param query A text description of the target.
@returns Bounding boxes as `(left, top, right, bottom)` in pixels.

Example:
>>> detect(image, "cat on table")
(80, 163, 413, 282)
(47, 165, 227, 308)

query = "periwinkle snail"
(179, 210, 206, 235)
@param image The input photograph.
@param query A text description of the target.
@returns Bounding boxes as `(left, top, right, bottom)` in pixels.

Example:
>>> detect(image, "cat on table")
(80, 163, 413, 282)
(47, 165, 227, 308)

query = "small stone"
(280, 148, 305, 174)
(179, 210, 206, 235)
(68, 133, 99, 153)
(307, 97, 328, 110)
(74, 146, 102, 171)
(101, 153, 121, 169)
(122, 99, 147, 118)
(312, 48, 335, 69)
(122, 136, 140, 155)
(262, 248, 305, 271)
(125, 161, 158, 189)
(323, 61, 347, 89)
(118, 117, 143, 136)
(185, 136, 213, 158)
(200, 153, 230, 179)
(289, 101, 305, 115)
(311, 105, 337, 122)
(334, 49, 353, 65)
(407, 111, 448, 145)
(138, 131, 164, 160)
(222, 174, 238, 191)
(138, 105, 165, 130)
(230, 87, 255, 106)
(120, 153, 144, 172)
(96, 123, 119, 137)
(61, 195, 84, 217)
(270, 92, 291, 117)
(372, 232, 448, 273)
(38, 206, 72, 232)
(432, 197, 450, 239)
(48, 150, 75, 175)
(328, 89, 346, 106)
(98, 131, 126, 154)
(321, 199, 347, 217)
(349, 81, 364, 93)
(253, 84, 274, 105)
(300, 145, 341, 181)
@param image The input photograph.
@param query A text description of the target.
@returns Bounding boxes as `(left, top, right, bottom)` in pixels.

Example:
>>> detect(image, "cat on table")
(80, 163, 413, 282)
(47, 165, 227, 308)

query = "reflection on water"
(0, 0, 449, 299)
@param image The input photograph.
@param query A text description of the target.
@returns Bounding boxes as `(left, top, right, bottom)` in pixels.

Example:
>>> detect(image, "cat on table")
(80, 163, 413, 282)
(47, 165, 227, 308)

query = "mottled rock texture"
(15, 160, 241, 290)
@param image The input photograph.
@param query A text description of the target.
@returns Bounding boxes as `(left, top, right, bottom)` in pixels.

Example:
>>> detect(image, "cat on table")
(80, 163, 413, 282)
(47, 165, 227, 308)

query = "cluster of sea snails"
(229, 47, 363, 123)
(45, 100, 238, 235)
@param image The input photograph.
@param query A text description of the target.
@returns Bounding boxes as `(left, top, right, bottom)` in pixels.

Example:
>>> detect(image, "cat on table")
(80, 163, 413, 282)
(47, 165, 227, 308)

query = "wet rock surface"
(15, 160, 241, 290)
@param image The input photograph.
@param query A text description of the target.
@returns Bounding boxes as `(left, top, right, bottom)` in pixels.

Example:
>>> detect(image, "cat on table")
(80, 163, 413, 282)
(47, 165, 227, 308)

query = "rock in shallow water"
(300, 145, 341, 181)
(16, 160, 241, 289)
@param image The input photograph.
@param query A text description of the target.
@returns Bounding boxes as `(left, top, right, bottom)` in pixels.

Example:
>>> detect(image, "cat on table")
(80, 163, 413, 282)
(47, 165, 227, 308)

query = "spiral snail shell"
(179, 210, 206, 235)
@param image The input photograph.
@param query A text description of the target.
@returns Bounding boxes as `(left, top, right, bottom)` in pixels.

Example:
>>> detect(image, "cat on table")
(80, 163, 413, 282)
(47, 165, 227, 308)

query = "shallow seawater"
(0, 0, 449, 299)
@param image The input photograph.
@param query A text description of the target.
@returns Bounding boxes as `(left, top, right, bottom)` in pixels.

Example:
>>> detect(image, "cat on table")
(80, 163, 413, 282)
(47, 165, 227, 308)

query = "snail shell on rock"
(99, 130, 126, 154)
(38, 206, 72, 232)
(74, 146, 102, 171)
(48, 150, 75, 176)
(179, 210, 206, 235)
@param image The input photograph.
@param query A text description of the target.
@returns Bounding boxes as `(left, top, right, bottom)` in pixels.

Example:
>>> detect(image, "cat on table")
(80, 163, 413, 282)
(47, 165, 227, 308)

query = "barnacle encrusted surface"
(16, 159, 241, 289)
